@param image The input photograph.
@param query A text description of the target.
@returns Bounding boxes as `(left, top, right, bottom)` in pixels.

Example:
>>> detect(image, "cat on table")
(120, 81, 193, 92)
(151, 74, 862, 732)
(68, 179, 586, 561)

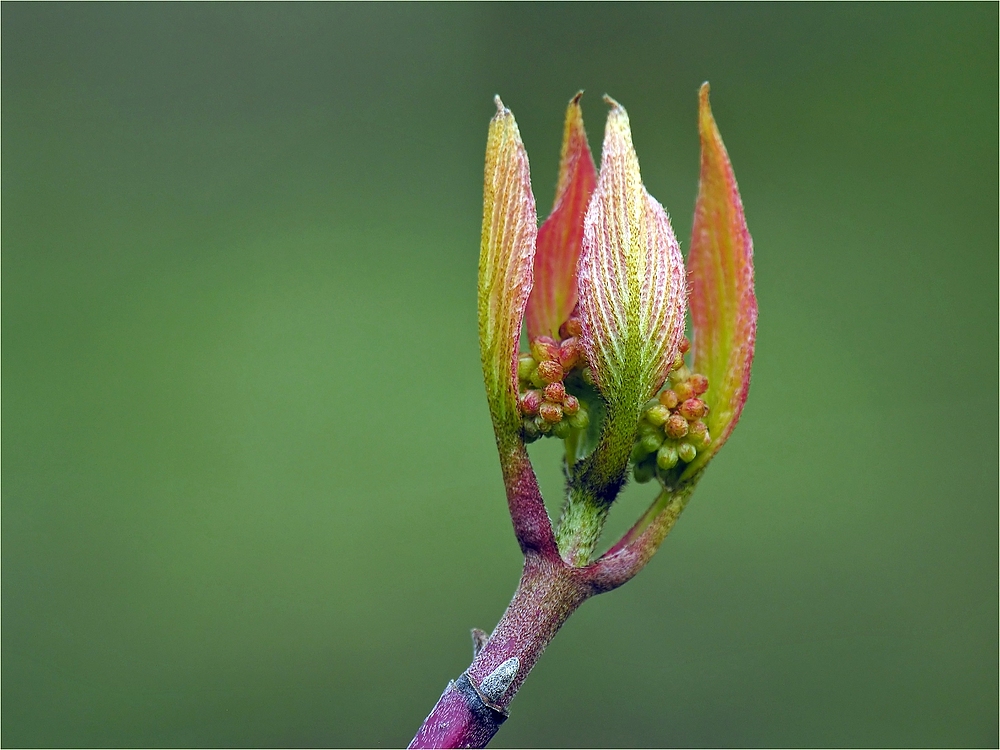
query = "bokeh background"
(3, 4, 997, 747)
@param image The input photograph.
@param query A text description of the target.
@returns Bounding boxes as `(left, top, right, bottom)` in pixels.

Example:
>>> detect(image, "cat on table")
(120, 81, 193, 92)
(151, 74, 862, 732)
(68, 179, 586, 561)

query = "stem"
(408, 554, 591, 749)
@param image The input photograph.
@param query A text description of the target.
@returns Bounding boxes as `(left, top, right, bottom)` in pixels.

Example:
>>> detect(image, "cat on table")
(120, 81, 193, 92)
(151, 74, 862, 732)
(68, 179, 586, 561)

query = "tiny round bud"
(677, 442, 697, 463)
(645, 404, 670, 426)
(637, 420, 658, 437)
(539, 401, 563, 423)
(658, 389, 679, 409)
(640, 431, 663, 454)
(664, 413, 689, 439)
(519, 389, 543, 415)
(581, 367, 595, 385)
(678, 398, 707, 421)
(517, 355, 537, 382)
(530, 338, 559, 362)
(551, 420, 571, 439)
(673, 380, 695, 401)
(544, 381, 566, 403)
(679, 336, 690, 355)
(568, 407, 589, 430)
(656, 443, 679, 470)
(558, 338, 583, 371)
(669, 365, 691, 384)
(687, 419, 708, 446)
(633, 458, 656, 484)
(559, 317, 584, 339)
(631, 441, 650, 462)
(670, 355, 685, 372)
(537, 360, 564, 384)
(529, 367, 546, 388)
(562, 394, 580, 415)
(522, 418, 541, 443)
(534, 415, 552, 434)
(689, 373, 709, 395)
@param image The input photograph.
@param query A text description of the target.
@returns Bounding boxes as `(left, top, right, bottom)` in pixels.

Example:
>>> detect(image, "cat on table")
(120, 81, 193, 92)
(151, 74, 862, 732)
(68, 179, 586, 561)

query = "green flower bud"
(656, 442, 679, 470)
(677, 441, 697, 463)
(645, 404, 671, 426)
(640, 431, 663, 454)
(534, 415, 553, 434)
(633, 457, 656, 484)
(552, 420, 571, 439)
(518, 355, 537, 382)
(522, 418, 541, 443)
(568, 407, 589, 430)
(529, 367, 547, 388)
(673, 380, 695, 401)
(658, 389, 679, 409)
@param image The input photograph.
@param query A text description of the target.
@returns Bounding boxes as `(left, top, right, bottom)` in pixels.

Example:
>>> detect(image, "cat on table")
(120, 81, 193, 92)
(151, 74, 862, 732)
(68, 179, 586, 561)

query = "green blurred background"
(3, 4, 996, 747)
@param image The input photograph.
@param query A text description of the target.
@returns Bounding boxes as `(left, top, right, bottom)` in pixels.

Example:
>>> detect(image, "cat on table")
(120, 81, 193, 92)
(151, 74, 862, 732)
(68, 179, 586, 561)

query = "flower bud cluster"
(632, 337, 712, 483)
(518, 318, 592, 443)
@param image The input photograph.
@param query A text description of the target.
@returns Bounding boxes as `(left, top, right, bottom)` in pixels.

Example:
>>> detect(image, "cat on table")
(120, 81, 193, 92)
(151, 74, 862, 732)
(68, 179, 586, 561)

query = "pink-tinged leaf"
(686, 83, 757, 469)
(479, 97, 538, 436)
(525, 92, 597, 341)
(577, 98, 687, 415)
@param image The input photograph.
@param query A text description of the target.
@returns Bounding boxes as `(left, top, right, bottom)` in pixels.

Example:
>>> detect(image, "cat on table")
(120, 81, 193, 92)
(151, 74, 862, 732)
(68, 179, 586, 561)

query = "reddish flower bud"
(658, 389, 679, 409)
(519, 389, 543, 415)
(562, 393, 580, 415)
(530, 338, 560, 362)
(558, 337, 583, 371)
(537, 360, 564, 384)
(544, 382, 567, 402)
(689, 373, 709, 396)
(678, 398, 707, 421)
(539, 401, 563, 423)
(665, 413, 689, 439)
(559, 317, 584, 339)
(679, 336, 691, 355)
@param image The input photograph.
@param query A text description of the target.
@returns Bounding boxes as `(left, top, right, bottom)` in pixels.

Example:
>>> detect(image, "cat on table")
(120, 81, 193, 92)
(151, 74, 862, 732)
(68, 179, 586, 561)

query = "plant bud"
(633, 458, 656, 484)
(678, 398, 707, 421)
(568, 407, 589, 430)
(517, 355, 537, 382)
(534, 415, 553, 434)
(631, 441, 650, 462)
(673, 380, 695, 401)
(539, 401, 563, 423)
(537, 359, 564, 384)
(558, 337, 583, 371)
(664, 413, 689, 439)
(530, 338, 559, 362)
(544, 382, 567, 402)
(581, 367, 595, 385)
(552, 419, 571, 439)
(656, 443, 679, 470)
(562, 394, 580, 415)
(679, 336, 691, 354)
(646, 404, 671, 426)
(677, 442, 697, 463)
(658, 389, 679, 409)
(560, 317, 584, 339)
(522, 418, 541, 442)
(640, 431, 663, 454)
(519, 389, 543, 415)
(689, 373, 709, 395)
(687, 419, 708, 446)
